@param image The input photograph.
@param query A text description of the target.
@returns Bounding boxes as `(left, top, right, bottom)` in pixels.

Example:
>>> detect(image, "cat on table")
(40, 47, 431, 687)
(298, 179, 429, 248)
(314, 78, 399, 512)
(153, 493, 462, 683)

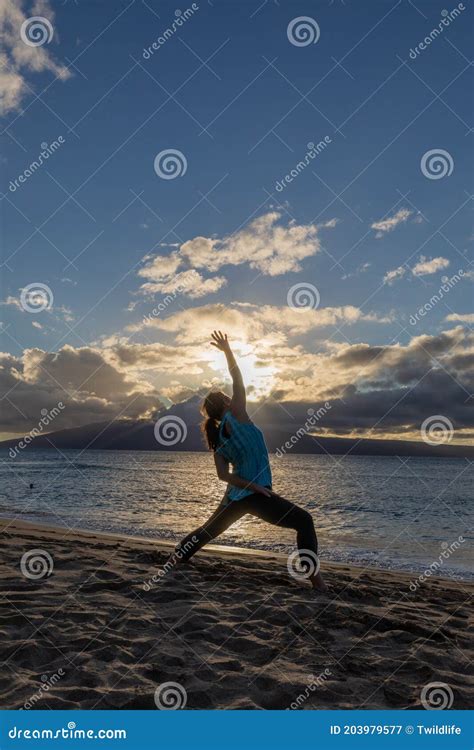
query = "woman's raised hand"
(210, 330, 231, 352)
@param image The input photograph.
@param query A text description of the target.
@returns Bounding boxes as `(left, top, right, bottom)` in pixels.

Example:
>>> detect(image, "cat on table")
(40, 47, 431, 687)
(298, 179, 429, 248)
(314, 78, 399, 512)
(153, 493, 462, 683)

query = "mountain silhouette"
(1, 395, 472, 459)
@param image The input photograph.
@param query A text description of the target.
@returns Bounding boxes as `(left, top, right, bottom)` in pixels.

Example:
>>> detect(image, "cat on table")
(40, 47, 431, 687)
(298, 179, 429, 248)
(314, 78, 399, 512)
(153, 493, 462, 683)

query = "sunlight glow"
(206, 339, 277, 398)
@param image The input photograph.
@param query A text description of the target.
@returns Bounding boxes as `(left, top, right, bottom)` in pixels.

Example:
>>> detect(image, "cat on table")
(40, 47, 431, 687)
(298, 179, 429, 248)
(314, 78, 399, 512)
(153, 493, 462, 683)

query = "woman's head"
(201, 390, 231, 421)
(201, 390, 231, 450)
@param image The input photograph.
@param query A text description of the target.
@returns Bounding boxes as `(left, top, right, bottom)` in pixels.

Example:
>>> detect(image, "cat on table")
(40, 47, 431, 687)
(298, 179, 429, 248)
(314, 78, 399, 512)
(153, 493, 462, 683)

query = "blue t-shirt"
(216, 411, 272, 501)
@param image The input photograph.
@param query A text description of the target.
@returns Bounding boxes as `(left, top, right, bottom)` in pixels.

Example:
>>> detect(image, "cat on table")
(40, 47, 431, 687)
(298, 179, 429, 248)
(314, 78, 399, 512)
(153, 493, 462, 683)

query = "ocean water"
(0, 449, 472, 579)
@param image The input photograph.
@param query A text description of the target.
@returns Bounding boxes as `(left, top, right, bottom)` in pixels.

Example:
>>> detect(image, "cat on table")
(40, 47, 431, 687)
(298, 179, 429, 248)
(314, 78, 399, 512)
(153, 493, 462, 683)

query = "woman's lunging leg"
(174, 498, 245, 561)
(245, 493, 327, 591)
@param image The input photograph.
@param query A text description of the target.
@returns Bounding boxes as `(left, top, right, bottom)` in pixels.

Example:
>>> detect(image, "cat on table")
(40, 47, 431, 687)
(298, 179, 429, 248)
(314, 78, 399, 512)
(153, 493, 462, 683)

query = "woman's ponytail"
(200, 390, 229, 451)
(202, 417, 220, 451)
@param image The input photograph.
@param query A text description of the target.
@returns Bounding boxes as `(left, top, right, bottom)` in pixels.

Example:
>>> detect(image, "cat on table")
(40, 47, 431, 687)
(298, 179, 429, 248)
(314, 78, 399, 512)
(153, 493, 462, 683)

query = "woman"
(174, 331, 327, 592)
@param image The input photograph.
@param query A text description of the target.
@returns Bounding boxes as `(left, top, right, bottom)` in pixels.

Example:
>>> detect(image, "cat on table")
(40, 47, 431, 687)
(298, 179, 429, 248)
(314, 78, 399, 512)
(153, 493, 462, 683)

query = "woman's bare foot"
(310, 570, 328, 593)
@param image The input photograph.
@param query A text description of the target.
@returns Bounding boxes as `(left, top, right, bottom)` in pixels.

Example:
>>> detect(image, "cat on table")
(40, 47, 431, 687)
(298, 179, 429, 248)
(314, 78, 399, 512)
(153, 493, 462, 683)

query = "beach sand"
(1, 518, 472, 710)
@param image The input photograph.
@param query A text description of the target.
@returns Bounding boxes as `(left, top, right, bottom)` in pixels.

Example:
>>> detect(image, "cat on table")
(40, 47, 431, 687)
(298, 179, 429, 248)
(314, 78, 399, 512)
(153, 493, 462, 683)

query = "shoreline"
(0, 515, 470, 583)
(1, 443, 473, 459)
(1, 516, 473, 709)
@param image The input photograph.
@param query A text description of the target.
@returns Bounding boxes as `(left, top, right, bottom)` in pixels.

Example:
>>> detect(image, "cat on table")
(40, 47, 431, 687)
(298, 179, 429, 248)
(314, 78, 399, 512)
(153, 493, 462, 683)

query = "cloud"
(137, 212, 329, 300)
(0, 291, 73, 322)
(138, 269, 227, 300)
(0, 0, 71, 115)
(1, 326, 472, 441)
(445, 313, 474, 323)
(383, 265, 406, 285)
(341, 262, 371, 281)
(130, 302, 392, 341)
(247, 326, 474, 440)
(0, 345, 163, 436)
(138, 252, 182, 281)
(371, 208, 412, 238)
(383, 256, 451, 285)
(412, 256, 450, 277)
(180, 211, 322, 276)
(0, 295, 24, 311)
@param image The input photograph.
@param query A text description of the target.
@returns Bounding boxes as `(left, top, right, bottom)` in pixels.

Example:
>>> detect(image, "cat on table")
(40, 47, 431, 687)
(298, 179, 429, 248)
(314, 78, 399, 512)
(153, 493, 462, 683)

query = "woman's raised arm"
(210, 331, 246, 415)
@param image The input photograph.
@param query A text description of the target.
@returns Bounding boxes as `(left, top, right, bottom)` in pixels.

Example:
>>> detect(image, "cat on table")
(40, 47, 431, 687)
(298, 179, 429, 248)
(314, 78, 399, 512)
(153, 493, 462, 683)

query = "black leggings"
(175, 491, 318, 566)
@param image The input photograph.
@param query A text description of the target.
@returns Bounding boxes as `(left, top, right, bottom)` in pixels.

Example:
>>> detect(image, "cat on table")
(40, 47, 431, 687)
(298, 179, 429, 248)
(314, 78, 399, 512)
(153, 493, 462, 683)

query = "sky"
(0, 0, 473, 443)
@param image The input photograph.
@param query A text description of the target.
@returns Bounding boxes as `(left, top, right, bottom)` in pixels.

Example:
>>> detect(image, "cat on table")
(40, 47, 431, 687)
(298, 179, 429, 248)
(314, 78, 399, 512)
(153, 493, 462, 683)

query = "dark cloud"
(0, 347, 163, 437)
(1, 327, 472, 442)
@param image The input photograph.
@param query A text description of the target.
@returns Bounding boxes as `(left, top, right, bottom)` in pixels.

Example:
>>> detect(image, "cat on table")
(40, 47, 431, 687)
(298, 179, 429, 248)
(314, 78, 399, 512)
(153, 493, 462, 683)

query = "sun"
(237, 351, 277, 398)
(206, 339, 277, 398)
